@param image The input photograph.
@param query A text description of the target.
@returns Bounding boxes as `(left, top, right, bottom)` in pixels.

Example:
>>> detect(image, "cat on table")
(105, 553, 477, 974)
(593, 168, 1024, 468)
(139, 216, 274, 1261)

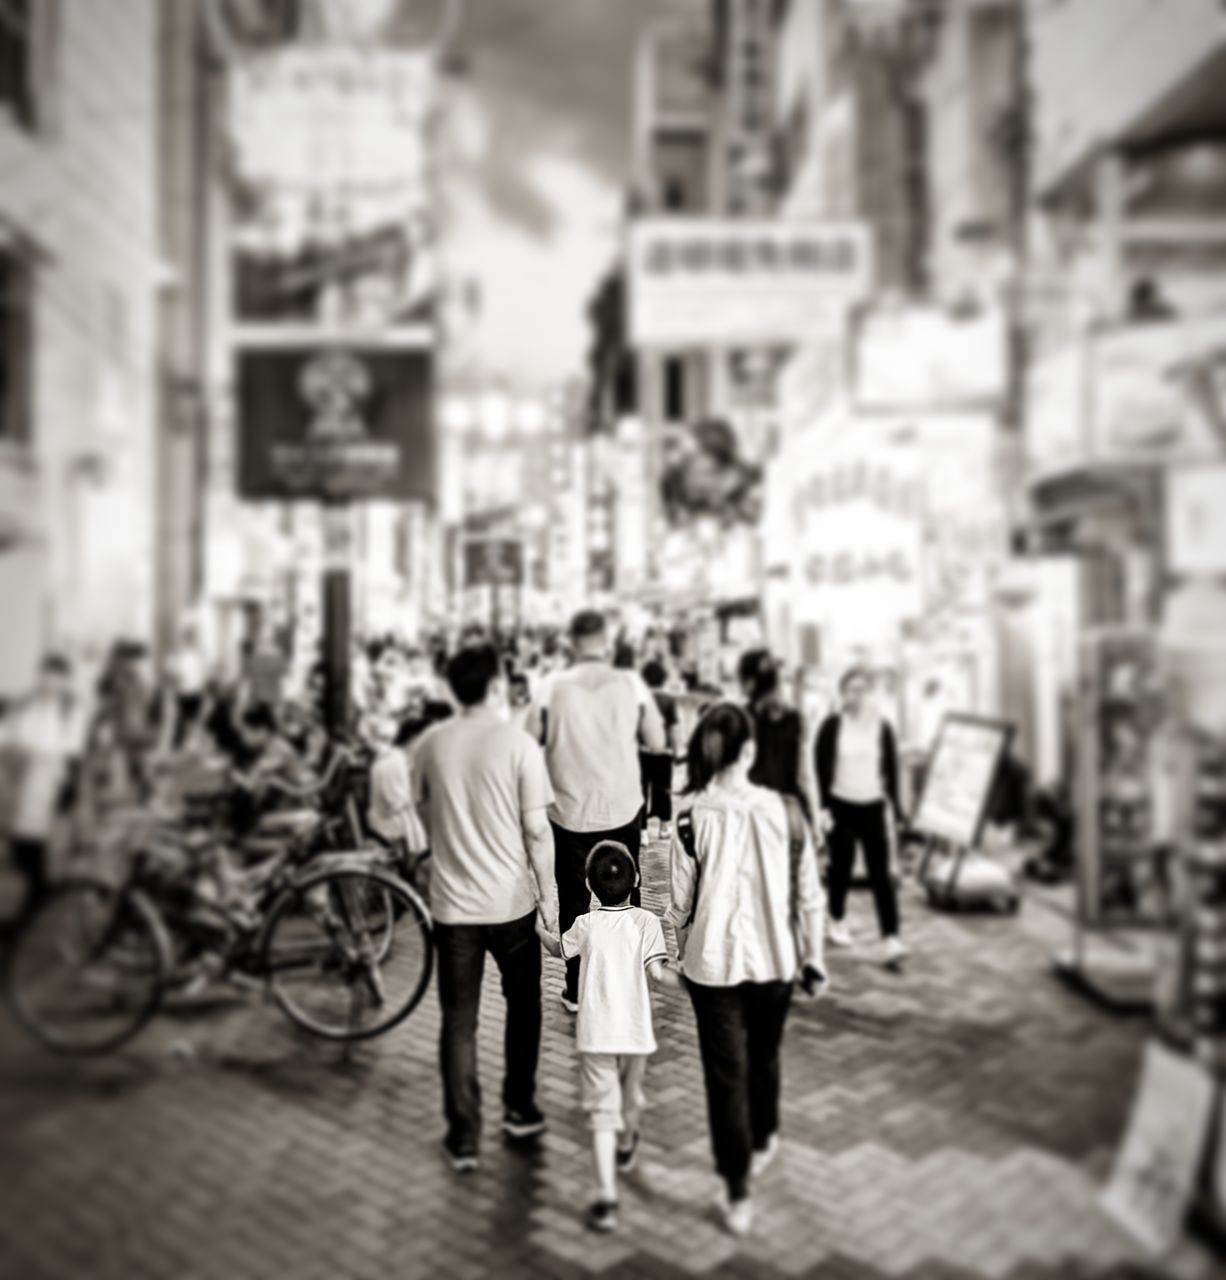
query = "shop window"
(0, 251, 33, 445)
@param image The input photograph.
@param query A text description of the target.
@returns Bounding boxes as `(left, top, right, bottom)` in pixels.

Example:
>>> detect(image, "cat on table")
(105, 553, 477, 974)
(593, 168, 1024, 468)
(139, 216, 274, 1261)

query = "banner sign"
(237, 347, 435, 501)
(628, 219, 871, 347)
(464, 539, 524, 588)
(913, 714, 1014, 846)
(1101, 1040, 1214, 1253)
(786, 424, 923, 649)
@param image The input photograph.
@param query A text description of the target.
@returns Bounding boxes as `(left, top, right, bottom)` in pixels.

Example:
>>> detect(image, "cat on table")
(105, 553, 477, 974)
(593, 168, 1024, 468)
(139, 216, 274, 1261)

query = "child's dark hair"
(585, 841, 637, 906)
(685, 702, 754, 794)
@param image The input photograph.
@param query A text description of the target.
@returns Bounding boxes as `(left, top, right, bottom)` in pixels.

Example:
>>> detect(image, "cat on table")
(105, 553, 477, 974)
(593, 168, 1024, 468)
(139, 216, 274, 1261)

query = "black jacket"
(815, 713, 901, 816)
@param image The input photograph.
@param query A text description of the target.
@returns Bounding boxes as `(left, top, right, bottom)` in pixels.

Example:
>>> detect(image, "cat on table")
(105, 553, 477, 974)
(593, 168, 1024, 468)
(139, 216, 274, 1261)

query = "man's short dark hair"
(570, 609, 607, 642)
(447, 644, 500, 708)
(585, 841, 636, 906)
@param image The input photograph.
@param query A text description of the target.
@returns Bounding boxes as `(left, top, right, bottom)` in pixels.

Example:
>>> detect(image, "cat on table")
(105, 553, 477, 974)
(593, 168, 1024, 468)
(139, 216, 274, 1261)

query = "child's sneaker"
(587, 1199, 619, 1232)
(560, 991, 579, 1015)
(616, 1131, 640, 1174)
(442, 1137, 479, 1174)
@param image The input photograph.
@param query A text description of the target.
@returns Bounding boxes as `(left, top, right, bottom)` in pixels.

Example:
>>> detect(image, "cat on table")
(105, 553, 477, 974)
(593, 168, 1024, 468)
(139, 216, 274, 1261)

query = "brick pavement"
(0, 834, 1216, 1280)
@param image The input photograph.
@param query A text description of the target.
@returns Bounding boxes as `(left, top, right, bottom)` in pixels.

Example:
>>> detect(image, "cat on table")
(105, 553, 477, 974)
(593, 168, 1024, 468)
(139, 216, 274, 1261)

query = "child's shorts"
(580, 1053, 648, 1134)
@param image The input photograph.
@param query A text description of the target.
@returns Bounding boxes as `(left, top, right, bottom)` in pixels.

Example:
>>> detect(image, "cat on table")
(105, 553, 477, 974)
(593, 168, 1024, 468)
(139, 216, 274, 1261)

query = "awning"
(1016, 459, 1161, 555)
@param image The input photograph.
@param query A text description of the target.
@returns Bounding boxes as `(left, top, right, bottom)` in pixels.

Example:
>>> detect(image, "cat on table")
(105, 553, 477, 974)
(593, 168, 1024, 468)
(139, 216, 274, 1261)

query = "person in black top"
(814, 667, 907, 967)
(737, 649, 812, 822)
(639, 659, 678, 838)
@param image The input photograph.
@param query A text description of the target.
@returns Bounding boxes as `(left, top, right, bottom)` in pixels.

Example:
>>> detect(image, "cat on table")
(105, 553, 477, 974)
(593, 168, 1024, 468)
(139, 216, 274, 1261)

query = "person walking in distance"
(666, 703, 827, 1237)
(413, 645, 559, 1172)
(639, 658, 678, 841)
(815, 666, 908, 968)
(527, 610, 666, 1015)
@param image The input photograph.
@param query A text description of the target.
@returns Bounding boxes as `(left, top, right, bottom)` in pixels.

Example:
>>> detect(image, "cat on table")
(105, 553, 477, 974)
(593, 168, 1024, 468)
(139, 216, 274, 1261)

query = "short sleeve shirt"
(561, 906, 668, 1054)
(413, 710, 554, 925)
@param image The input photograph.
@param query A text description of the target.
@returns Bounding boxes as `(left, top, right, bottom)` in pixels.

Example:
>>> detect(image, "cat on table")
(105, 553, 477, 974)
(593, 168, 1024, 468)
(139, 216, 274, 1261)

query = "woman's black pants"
(826, 796, 900, 938)
(687, 978, 793, 1201)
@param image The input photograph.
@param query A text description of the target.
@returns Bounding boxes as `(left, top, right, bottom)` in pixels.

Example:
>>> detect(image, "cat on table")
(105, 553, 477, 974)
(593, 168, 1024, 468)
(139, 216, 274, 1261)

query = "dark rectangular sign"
(237, 346, 435, 501)
(464, 538, 524, 588)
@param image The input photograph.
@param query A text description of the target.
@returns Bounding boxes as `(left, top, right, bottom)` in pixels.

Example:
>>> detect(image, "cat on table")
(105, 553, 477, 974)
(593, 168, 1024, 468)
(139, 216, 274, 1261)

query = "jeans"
(687, 979, 793, 1199)
(434, 910, 542, 1151)
(826, 797, 900, 938)
(640, 753, 674, 823)
(552, 815, 642, 1002)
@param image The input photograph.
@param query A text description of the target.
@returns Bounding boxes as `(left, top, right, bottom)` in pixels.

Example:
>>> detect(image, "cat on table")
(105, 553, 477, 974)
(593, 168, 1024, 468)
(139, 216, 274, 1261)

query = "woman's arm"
(663, 817, 697, 933)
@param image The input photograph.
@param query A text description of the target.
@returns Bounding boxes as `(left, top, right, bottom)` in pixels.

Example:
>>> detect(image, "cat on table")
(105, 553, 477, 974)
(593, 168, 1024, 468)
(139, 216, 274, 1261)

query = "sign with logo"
(913, 714, 1013, 846)
(464, 538, 523, 588)
(237, 346, 434, 501)
(628, 219, 871, 348)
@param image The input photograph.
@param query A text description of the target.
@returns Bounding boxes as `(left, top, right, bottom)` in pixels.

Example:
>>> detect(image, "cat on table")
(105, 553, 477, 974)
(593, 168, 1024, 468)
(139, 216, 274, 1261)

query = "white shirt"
(666, 779, 825, 987)
(413, 709, 554, 925)
(831, 714, 883, 803)
(527, 661, 666, 832)
(3, 696, 87, 839)
(562, 905, 668, 1054)
(367, 747, 427, 851)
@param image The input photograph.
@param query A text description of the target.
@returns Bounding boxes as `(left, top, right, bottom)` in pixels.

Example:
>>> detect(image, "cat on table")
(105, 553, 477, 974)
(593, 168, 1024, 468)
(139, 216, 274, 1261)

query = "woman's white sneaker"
(828, 921, 854, 948)
(751, 1134, 780, 1178)
(883, 936, 909, 968)
(723, 1197, 754, 1237)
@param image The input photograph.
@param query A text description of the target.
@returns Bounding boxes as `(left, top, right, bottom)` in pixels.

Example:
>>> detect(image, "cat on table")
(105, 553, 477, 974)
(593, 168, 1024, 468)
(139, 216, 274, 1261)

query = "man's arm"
(522, 805, 557, 934)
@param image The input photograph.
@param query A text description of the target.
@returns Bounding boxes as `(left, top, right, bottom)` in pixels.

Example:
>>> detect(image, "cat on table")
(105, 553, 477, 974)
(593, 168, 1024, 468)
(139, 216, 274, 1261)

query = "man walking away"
(527, 610, 666, 1015)
(414, 644, 558, 1172)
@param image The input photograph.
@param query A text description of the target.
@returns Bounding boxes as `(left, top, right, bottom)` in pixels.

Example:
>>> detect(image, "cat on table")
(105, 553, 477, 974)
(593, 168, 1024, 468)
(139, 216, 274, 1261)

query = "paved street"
(0, 838, 1214, 1280)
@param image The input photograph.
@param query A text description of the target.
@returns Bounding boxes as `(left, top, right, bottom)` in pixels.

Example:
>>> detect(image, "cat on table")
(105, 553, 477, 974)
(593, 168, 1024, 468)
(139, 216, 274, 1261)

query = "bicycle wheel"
(260, 867, 432, 1041)
(3, 880, 169, 1054)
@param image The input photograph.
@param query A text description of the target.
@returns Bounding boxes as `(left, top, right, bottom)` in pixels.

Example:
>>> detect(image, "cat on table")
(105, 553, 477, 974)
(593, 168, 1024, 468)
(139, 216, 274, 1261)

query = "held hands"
(534, 903, 561, 957)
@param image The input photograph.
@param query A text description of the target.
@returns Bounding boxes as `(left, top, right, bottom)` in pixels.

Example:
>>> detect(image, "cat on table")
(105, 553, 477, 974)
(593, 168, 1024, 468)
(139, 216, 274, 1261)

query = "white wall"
(1031, 0, 1226, 194)
(0, 0, 160, 691)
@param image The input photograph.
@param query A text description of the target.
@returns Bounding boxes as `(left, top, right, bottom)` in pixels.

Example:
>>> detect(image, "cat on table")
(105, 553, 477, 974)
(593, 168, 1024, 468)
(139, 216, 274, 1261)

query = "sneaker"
(658, 822, 672, 841)
(560, 992, 579, 1015)
(587, 1199, 620, 1233)
(828, 920, 854, 947)
(723, 1196, 754, 1237)
(442, 1138, 479, 1174)
(502, 1106, 547, 1140)
(750, 1134, 779, 1178)
(616, 1131, 640, 1174)
(883, 936, 909, 968)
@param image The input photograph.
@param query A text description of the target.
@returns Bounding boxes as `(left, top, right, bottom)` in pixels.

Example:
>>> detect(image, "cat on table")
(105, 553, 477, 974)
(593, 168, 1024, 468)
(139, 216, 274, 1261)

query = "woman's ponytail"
(685, 702, 754, 795)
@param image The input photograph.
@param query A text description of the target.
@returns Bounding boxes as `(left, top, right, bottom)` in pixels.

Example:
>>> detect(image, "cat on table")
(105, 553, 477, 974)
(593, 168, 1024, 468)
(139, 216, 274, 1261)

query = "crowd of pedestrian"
(404, 607, 910, 1238)
(0, 605, 912, 1239)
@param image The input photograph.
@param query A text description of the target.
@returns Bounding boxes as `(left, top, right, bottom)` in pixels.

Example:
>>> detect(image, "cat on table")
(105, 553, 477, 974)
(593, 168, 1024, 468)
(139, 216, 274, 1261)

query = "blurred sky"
(387, 0, 705, 388)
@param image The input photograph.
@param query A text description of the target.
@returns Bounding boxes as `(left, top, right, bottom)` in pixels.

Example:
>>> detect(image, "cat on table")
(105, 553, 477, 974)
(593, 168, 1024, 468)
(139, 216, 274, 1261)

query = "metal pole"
(322, 502, 353, 735)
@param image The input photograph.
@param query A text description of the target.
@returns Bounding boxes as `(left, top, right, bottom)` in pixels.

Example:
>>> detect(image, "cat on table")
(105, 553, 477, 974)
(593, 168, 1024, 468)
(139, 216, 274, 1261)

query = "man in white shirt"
(526, 610, 666, 1014)
(2, 653, 86, 918)
(414, 644, 558, 1173)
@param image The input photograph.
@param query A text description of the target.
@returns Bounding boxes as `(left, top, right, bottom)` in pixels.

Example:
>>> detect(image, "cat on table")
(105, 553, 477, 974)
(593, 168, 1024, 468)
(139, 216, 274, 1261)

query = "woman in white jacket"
(666, 702, 826, 1237)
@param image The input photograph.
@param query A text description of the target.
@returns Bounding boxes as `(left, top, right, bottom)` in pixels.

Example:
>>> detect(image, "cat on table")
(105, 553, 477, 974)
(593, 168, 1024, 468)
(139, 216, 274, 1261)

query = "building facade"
(0, 0, 161, 693)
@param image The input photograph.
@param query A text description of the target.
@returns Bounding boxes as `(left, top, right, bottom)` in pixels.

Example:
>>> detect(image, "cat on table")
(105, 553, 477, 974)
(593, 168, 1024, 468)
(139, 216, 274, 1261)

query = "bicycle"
(2, 819, 434, 1055)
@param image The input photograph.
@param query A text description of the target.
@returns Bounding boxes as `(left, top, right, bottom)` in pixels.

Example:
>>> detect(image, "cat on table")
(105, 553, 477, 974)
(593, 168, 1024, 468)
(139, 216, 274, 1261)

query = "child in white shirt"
(537, 840, 679, 1232)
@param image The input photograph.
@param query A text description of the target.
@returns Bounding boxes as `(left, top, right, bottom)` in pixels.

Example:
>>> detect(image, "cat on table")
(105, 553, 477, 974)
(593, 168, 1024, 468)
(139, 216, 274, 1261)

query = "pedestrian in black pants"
(527, 610, 666, 1014)
(666, 703, 827, 1237)
(639, 659, 677, 838)
(412, 645, 559, 1172)
(815, 666, 908, 968)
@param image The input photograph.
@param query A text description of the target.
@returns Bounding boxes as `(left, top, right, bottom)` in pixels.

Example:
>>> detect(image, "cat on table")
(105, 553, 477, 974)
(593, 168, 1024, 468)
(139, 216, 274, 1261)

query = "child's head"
(585, 841, 638, 907)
